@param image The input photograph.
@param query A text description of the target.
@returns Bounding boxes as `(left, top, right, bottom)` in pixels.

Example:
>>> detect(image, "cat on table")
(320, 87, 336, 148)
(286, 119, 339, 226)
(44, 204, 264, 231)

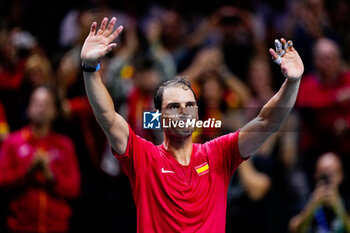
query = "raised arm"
(239, 38, 304, 158)
(81, 17, 129, 154)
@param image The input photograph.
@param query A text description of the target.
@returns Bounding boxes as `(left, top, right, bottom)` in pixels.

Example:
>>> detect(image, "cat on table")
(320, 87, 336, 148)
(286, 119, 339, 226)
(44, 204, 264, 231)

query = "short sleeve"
(112, 125, 156, 181)
(204, 130, 249, 183)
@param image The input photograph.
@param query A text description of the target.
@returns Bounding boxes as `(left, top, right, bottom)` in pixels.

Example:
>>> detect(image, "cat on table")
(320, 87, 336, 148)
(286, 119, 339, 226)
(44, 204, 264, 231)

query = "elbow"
(289, 216, 302, 233)
(247, 190, 265, 201)
(246, 179, 271, 201)
(96, 112, 117, 130)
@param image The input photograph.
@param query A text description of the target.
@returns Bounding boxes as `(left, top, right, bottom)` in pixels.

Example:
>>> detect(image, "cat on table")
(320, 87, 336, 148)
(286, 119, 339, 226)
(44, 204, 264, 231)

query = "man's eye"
(170, 105, 178, 109)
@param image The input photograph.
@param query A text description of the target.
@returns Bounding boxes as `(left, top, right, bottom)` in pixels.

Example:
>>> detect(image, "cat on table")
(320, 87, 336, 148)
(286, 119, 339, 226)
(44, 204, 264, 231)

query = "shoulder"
(128, 125, 158, 150)
(113, 125, 159, 159)
(199, 131, 240, 159)
(3, 128, 27, 146)
(339, 72, 350, 82)
(203, 132, 239, 148)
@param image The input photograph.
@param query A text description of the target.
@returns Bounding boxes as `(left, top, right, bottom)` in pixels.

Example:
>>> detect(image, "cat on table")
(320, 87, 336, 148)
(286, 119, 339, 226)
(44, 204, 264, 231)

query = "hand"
(269, 38, 304, 80)
(323, 188, 340, 208)
(29, 153, 54, 181)
(309, 185, 326, 208)
(192, 48, 223, 72)
(81, 17, 124, 66)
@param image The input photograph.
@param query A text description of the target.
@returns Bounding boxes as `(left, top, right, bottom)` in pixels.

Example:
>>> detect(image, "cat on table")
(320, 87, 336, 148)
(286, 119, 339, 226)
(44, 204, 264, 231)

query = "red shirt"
(113, 126, 247, 233)
(296, 72, 350, 152)
(0, 127, 81, 233)
(297, 72, 350, 108)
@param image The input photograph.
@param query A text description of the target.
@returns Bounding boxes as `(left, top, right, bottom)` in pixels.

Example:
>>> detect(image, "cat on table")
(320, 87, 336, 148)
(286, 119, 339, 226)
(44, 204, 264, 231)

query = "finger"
(103, 43, 117, 54)
(269, 48, 281, 66)
(89, 22, 97, 36)
(108, 25, 124, 43)
(274, 39, 285, 56)
(103, 17, 117, 36)
(97, 17, 108, 35)
(281, 38, 287, 50)
(285, 40, 294, 52)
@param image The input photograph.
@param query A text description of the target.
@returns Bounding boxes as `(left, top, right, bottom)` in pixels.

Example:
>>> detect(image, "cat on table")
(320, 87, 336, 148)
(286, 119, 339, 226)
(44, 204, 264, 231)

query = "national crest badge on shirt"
(195, 162, 209, 176)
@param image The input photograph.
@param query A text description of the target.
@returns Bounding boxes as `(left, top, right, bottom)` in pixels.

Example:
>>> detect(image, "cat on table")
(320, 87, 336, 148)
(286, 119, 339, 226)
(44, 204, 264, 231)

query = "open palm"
(81, 17, 123, 66)
(269, 38, 304, 80)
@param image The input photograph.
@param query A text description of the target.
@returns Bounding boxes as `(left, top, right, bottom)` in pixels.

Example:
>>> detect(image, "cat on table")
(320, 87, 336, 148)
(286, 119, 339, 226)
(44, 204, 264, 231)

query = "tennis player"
(81, 17, 304, 233)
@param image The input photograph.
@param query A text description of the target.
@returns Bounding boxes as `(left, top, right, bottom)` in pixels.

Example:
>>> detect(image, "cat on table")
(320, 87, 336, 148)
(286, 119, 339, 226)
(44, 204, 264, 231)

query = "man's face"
(27, 87, 56, 127)
(314, 41, 341, 80)
(315, 153, 343, 190)
(161, 86, 198, 138)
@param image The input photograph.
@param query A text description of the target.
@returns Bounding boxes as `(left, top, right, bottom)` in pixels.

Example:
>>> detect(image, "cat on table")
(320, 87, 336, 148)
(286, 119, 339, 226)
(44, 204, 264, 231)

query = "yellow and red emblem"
(195, 162, 209, 176)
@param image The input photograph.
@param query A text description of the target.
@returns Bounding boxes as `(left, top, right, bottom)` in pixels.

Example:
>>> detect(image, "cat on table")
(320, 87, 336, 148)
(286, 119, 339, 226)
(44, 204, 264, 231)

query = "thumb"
(103, 43, 117, 54)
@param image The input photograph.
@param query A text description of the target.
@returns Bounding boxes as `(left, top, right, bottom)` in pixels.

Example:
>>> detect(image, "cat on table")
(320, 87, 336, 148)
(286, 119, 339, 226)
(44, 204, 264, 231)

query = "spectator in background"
(296, 38, 350, 177)
(226, 56, 305, 233)
(289, 152, 350, 233)
(125, 55, 162, 143)
(181, 47, 251, 142)
(59, 12, 139, 232)
(105, 19, 175, 110)
(327, 0, 350, 66)
(226, 111, 304, 233)
(0, 101, 9, 233)
(214, 6, 266, 82)
(18, 53, 54, 125)
(283, 0, 337, 72)
(0, 29, 28, 92)
(0, 86, 80, 233)
(245, 56, 275, 117)
(157, 9, 194, 72)
(0, 29, 29, 131)
(195, 70, 240, 142)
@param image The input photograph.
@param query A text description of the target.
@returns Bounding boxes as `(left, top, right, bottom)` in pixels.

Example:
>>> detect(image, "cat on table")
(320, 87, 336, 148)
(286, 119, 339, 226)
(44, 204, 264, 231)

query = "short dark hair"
(154, 76, 196, 111)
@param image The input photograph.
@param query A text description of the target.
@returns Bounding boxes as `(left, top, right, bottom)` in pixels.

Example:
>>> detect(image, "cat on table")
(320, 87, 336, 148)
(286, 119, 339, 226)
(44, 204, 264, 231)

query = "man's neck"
(163, 134, 193, 166)
(30, 123, 51, 138)
(319, 72, 338, 85)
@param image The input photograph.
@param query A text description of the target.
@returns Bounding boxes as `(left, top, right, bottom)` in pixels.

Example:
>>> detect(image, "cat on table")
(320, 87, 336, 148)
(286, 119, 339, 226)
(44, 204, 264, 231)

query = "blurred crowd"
(1, 0, 350, 232)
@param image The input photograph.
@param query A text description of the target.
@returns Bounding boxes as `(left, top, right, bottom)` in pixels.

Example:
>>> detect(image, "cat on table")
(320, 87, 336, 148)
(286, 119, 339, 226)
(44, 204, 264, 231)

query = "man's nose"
(179, 104, 189, 115)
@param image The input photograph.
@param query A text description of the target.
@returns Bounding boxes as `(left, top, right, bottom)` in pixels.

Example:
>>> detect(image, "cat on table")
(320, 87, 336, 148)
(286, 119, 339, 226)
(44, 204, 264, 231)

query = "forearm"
(239, 78, 300, 157)
(289, 201, 317, 233)
(238, 161, 271, 201)
(83, 71, 116, 129)
(258, 78, 301, 132)
(239, 39, 303, 158)
(225, 74, 252, 106)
